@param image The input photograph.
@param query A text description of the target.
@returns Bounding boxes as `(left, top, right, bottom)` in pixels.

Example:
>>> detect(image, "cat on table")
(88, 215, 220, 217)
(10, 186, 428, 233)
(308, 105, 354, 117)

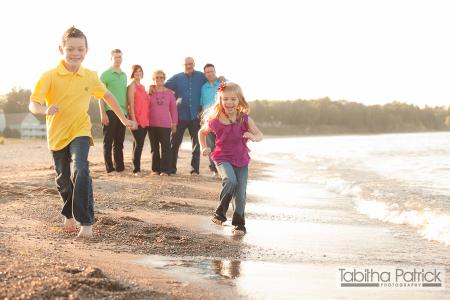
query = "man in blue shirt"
(200, 63, 221, 177)
(165, 57, 207, 175)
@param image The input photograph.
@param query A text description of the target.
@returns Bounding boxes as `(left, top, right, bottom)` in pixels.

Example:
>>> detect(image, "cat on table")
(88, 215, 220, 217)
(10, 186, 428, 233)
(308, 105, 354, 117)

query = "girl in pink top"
(148, 70, 178, 176)
(199, 82, 263, 235)
(127, 65, 151, 175)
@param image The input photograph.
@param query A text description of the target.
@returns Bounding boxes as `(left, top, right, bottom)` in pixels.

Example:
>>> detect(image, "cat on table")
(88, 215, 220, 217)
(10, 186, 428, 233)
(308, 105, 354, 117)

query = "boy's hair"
(203, 63, 215, 71)
(111, 49, 122, 56)
(152, 70, 166, 80)
(62, 26, 88, 47)
(205, 82, 250, 122)
(131, 65, 143, 79)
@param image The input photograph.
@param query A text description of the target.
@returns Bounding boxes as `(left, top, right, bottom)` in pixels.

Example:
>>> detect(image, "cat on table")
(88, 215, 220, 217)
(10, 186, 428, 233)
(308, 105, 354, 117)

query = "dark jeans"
(149, 127, 172, 174)
(51, 136, 94, 226)
(131, 126, 149, 173)
(170, 119, 200, 174)
(214, 162, 248, 226)
(102, 110, 126, 172)
(206, 132, 217, 172)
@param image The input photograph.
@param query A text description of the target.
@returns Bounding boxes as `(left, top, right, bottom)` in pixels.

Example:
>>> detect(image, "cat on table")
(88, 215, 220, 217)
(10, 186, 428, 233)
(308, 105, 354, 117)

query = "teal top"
(100, 68, 127, 115)
(200, 79, 221, 110)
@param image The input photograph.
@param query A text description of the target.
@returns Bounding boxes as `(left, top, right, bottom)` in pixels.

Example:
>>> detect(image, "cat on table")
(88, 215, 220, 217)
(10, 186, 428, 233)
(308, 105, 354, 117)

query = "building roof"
(4, 112, 45, 126)
(5, 112, 29, 126)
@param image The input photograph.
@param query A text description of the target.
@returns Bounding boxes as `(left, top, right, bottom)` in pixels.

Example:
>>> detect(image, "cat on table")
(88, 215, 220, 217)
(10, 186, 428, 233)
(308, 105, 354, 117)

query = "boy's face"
(59, 37, 87, 69)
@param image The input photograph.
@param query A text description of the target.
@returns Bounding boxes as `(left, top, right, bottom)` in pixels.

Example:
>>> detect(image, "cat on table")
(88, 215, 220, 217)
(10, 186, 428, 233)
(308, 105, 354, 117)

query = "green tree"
(3, 88, 31, 114)
(249, 98, 450, 135)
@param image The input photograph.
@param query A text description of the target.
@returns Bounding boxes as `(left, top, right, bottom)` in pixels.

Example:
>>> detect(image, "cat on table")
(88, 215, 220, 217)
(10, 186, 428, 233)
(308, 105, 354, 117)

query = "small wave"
(355, 199, 450, 246)
(321, 178, 363, 198)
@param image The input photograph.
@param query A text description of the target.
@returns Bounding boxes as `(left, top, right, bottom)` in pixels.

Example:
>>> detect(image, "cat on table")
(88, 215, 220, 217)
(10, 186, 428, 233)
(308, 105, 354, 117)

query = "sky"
(1, 0, 449, 106)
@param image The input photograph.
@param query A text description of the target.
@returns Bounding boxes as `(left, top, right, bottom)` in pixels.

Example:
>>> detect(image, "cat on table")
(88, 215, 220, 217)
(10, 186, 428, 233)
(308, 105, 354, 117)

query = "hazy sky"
(1, 0, 449, 106)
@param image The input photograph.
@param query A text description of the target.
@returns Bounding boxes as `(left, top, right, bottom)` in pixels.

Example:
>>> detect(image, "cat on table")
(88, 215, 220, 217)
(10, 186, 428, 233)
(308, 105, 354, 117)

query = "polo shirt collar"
(205, 79, 220, 88)
(110, 67, 123, 75)
(57, 60, 86, 77)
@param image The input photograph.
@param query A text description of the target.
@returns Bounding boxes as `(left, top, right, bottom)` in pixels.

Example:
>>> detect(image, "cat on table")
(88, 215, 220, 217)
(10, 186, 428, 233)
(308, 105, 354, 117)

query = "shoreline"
(1, 138, 449, 299)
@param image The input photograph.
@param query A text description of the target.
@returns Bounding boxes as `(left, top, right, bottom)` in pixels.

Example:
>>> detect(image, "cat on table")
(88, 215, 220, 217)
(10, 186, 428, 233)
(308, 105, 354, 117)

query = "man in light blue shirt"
(200, 64, 221, 110)
(200, 63, 221, 176)
(165, 57, 207, 175)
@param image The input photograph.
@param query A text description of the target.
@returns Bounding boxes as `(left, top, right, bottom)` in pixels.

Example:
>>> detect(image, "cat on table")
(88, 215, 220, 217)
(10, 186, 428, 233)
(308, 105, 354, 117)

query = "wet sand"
(1, 138, 449, 299)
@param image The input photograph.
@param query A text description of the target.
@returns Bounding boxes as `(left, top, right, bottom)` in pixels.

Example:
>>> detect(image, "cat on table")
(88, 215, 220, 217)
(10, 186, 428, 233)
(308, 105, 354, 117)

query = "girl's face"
(221, 91, 240, 115)
(133, 68, 143, 80)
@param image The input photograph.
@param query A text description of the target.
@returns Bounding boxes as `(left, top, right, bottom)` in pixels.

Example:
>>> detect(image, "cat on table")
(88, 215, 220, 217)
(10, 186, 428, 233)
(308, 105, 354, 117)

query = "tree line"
(2, 88, 450, 136)
(249, 98, 450, 135)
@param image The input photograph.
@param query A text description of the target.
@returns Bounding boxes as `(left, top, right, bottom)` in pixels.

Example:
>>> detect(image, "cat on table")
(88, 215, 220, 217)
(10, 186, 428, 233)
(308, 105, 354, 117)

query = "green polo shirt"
(100, 67, 128, 115)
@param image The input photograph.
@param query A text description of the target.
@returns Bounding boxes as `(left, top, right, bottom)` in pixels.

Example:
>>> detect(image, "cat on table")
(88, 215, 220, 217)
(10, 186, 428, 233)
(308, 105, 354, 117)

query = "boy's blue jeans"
(214, 162, 248, 226)
(51, 136, 94, 225)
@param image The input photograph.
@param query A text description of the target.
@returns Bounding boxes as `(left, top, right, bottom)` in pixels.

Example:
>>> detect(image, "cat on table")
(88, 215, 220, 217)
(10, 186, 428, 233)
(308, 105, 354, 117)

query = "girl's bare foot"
(211, 217, 224, 225)
(64, 217, 77, 232)
(76, 225, 93, 240)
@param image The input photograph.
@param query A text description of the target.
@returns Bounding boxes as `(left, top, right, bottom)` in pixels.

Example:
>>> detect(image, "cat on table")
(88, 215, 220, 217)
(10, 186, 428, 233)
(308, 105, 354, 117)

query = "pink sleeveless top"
(208, 114, 250, 167)
(133, 83, 150, 127)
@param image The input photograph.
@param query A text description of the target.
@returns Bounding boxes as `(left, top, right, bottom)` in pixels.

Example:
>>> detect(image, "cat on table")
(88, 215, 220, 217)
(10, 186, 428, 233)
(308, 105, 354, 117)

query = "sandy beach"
(0, 138, 267, 299)
(1, 137, 449, 299)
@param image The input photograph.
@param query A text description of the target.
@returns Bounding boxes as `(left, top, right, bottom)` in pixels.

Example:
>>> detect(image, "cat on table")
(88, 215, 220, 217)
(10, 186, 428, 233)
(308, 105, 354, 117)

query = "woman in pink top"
(148, 70, 178, 176)
(127, 65, 151, 175)
(199, 82, 263, 235)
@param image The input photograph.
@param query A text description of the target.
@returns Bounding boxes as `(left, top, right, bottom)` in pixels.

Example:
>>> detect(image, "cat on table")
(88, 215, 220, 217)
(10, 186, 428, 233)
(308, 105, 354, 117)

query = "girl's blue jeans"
(214, 162, 248, 226)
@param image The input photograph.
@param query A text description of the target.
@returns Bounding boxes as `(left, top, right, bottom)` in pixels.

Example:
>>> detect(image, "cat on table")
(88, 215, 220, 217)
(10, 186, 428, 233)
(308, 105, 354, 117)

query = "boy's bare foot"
(75, 225, 93, 240)
(64, 217, 77, 232)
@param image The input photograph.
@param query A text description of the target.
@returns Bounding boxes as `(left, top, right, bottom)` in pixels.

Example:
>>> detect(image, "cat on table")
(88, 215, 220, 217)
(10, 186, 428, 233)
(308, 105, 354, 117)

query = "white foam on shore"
(246, 136, 450, 247)
(307, 174, 450, 246)
(323, 178, 363, 198)
(355, 199, 450, 246)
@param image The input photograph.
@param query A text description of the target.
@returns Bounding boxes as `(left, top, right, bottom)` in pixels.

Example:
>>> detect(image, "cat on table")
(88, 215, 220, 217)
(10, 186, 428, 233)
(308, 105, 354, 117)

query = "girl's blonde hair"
(204, 82, 250, 123)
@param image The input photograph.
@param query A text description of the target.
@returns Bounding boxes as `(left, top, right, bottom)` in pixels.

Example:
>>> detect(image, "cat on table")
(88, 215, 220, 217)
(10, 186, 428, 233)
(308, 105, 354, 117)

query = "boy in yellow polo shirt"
(29, 26, 136, 239)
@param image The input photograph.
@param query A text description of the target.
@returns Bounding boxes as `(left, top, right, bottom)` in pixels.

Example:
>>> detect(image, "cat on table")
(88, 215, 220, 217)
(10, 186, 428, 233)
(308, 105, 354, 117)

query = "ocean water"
(149, 133, 449, 298)
(249, 132, 450, 246)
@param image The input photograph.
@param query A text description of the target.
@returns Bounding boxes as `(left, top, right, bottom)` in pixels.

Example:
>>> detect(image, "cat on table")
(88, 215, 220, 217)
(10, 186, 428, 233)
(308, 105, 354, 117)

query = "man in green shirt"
(99, 49, 129, 172)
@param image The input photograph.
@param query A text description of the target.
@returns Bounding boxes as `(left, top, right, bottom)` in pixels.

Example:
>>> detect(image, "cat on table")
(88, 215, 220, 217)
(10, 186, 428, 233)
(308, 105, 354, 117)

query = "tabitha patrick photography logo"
(338, 267, 445, 289)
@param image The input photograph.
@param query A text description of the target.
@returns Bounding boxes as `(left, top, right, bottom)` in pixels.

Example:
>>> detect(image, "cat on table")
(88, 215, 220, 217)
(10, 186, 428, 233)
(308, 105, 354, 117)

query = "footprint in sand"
(119, 216, 144, 222)
(96, 217, 119, 226)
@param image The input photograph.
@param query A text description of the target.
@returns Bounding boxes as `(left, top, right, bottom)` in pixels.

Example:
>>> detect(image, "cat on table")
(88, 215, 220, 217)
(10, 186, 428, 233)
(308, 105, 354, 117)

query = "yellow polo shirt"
(31, 61, 108, 151)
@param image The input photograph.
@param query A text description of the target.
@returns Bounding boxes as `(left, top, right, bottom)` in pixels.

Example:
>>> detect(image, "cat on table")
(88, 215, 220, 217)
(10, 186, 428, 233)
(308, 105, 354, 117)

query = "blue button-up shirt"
(165, 70, 207, 121)
(200, 79, 221, 110)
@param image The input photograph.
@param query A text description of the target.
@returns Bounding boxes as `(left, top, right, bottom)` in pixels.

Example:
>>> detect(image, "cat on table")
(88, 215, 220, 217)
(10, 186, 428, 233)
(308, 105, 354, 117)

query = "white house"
(4, 112, 46, 138)
(0, 110, 5, 132)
